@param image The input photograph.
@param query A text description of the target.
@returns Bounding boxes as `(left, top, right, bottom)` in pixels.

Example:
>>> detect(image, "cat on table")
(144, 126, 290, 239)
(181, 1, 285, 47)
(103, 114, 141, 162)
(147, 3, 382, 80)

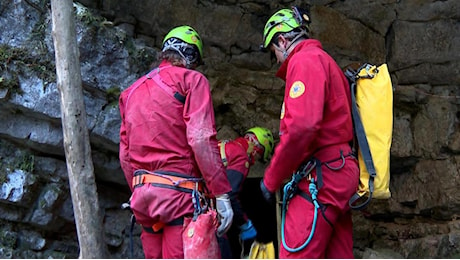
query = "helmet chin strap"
(275, 29, 309, 59)
(273, 44, 289, 59)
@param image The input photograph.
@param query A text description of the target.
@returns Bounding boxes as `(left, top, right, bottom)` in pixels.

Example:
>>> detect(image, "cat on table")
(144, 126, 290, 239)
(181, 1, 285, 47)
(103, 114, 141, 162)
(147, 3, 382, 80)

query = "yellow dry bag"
(249, 241, 275, 259)
(345, 63, 393, 210)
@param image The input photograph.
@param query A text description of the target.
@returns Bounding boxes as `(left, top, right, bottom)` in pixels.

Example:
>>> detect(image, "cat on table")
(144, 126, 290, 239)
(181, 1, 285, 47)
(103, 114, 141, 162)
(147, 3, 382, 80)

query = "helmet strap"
(277, 29, 309, 59)
(162, 38, 199, 68)
(272, 36, 288, 59)
(272, 43, 287, 59)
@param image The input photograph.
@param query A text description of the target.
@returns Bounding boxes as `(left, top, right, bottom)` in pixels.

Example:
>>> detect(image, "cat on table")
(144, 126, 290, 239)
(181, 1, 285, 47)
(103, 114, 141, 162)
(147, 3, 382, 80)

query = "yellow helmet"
(246, 127, 275, 162)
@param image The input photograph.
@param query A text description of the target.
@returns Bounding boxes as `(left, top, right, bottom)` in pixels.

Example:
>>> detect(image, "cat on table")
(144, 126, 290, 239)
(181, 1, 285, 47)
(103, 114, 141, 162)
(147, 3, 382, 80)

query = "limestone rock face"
(0, 0, 459, 258)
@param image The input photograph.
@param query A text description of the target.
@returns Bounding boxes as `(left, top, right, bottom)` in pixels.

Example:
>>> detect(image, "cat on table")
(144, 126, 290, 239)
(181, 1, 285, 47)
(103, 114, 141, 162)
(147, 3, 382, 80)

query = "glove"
(216, 193, 234, 237)
(260, 179, 275, 203)
(240, 219, 257, 241)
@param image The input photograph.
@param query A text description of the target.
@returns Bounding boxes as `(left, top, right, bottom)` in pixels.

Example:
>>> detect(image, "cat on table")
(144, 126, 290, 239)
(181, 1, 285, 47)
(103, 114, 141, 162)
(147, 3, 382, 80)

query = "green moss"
(0, 43, 23, 94)
(14, 154, 35, 173)
(0, 172, 7, 184)
(0, 44, 55, 92)
(30, 16, 48, 42)
(0, 44, 27, 64)
(0, 75, 21, 95)
(106, 86, 121, 106)
(125, 42, 157, 74)
(74, 3, 108, 28)
(0, 230, 18, 248)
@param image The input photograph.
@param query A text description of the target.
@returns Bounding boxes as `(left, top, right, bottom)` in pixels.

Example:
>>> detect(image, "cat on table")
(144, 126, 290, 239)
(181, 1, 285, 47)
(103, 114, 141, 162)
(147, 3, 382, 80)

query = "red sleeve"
(184, 72, 232, 196)
(264, 53, 327, 192)
(118, 90, 134, 191)
(225, 139, 251, 176)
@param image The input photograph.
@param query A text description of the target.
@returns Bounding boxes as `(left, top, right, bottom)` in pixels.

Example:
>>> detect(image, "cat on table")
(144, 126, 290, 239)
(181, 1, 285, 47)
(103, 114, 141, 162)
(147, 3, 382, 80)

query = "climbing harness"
(132, 169, 204, 193)
(280, 151, 350, 253)
(123, 169, 208, 255)
(281, 159, 319, 253)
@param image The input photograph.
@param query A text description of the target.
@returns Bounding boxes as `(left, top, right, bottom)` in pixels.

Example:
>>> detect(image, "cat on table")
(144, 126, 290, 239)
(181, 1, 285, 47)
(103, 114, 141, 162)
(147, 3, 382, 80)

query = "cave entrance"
(226, 177, 279, 258)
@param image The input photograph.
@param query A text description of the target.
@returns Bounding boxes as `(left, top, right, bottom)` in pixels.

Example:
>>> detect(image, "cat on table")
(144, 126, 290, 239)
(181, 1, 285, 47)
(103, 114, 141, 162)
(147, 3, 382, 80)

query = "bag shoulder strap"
(346, 63, 377, 210)
(146, 67, 186, 104)
(218, 140, 229, 167)
(124, 75, 148, 111)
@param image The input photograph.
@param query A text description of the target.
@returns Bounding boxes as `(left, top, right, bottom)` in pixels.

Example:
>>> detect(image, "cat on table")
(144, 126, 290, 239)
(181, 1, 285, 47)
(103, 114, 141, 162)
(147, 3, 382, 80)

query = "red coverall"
(218, 138, 254, 258)
(221, 137, 254, 226)
(119, 60, 231, 258)
(262, 39, 360, 258)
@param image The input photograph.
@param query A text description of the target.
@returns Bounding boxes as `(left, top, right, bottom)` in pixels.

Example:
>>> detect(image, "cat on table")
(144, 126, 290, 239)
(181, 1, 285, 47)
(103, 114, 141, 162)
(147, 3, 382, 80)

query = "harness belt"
(132, 170, 204, 193)
(142, 217, 185, 234)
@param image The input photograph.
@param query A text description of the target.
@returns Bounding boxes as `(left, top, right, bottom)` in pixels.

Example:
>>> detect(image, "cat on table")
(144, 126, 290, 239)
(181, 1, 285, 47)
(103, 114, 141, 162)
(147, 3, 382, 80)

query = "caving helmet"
(245, 127, 275, 162)
(261, 6, 311, 49)
(162, 25, 203, 67)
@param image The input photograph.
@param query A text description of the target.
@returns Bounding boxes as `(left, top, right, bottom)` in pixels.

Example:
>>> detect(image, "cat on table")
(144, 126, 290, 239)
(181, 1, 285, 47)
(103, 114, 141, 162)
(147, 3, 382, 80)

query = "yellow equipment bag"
(345, 63, 393, 210)
(249, 241, 275, 259)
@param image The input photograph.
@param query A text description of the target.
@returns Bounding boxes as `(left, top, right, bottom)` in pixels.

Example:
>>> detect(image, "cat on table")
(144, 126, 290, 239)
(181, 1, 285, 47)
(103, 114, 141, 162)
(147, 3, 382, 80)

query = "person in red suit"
(217, 127, 275, 258)
(259, 7, 360, 258)
(119, 25, 233, 258)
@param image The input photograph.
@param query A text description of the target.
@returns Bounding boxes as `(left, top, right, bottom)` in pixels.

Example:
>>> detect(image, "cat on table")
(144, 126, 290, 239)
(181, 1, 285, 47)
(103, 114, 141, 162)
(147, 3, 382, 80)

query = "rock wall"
(0, 0, 459, 258)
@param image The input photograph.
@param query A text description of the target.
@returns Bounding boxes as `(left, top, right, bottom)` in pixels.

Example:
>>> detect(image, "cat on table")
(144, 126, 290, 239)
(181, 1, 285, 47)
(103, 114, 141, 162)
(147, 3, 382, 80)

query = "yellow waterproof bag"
(249, 241, 275, 259)
(345, 63, 393, 210)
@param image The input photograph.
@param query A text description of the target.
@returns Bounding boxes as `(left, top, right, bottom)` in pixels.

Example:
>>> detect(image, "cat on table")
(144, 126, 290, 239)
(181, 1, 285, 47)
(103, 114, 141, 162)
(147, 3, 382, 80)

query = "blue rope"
(281, 178, 320, 253)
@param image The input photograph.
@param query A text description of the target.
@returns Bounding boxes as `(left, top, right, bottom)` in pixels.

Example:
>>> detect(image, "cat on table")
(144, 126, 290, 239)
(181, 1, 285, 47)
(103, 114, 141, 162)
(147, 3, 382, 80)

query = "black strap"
(148, 183, 195, 193)
(142, 217, 184, 234)
(134, 169, 196, 179)
(129, 214, 136, 258)
(174, 92, 186, 104)
(314, 158, 323, 190)
(347, 67, 376, 210)
(298, 191, 333, 227)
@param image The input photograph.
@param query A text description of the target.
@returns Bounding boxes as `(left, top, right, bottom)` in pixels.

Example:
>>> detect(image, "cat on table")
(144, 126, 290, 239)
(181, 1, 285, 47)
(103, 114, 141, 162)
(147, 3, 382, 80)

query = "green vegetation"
(15, 154, 35, 173)
(0, 75, 21, 95)
(74, 3, 110, 28)
(0, 172, 7, 185)
(0, 229, 17, 248)
(106, 86, 121, 107)
(0, 45, 25, 95)
(0, 44, 56, 94)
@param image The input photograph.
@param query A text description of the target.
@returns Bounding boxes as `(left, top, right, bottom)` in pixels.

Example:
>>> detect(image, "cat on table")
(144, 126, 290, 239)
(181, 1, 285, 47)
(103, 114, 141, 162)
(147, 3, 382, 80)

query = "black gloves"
(260, 179, 275, 203)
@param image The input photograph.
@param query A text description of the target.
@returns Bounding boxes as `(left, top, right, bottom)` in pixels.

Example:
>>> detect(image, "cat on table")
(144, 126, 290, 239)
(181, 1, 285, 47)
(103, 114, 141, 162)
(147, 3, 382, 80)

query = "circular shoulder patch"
(187, 227, 194, 237)
(280, 102, 285, 119)
(289, 81, 305, 98)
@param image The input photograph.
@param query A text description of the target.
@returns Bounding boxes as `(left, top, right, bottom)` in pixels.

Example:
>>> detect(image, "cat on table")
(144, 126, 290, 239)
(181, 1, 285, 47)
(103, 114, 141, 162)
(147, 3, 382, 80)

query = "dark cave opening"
(225, 177, 279, 258)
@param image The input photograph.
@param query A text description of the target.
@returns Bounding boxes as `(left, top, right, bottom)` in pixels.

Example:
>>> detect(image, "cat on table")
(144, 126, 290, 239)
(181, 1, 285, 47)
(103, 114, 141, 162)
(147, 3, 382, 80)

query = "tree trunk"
(50, 0, 108, 258)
